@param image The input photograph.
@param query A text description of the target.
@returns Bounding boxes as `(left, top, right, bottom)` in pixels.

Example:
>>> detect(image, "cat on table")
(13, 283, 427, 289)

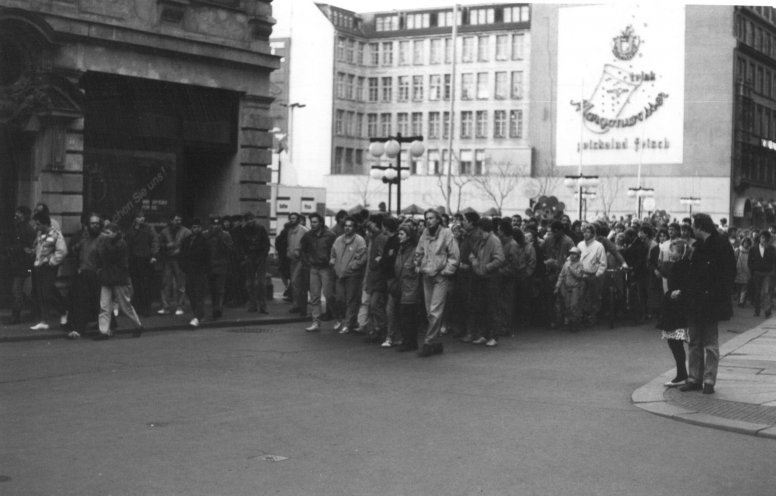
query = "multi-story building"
(0, 1, 278, 304)
(529, 4, 776, 225)
(278, 2, 532, 213)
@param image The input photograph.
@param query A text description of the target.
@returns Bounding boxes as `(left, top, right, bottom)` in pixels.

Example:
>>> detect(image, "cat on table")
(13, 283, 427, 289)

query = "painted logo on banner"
(556, 4, 685, 166)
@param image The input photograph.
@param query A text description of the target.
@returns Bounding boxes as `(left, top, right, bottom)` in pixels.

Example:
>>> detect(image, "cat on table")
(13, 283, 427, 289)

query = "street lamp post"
(680, 196, 701, 216)
(564, 174, 599, 221)
(280, 102, 305, 184)
(369, 133, 424, 216)
(627, 186, 655, 220)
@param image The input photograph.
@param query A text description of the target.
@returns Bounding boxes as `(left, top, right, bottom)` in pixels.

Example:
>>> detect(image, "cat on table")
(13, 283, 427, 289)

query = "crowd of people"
(6, 201, 760, 393)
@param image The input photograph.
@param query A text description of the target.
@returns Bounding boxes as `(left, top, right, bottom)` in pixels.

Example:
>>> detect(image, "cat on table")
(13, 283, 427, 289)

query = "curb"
(632, 323, 776, 439)
(0, 316, 310, 344)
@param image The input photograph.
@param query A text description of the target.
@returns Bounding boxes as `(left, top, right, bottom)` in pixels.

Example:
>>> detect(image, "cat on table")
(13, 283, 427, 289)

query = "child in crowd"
(554, 246, 584, 332)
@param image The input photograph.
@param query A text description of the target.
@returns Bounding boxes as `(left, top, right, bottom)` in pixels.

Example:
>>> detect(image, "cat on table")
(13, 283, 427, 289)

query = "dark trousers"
(68, 270, 101, 333)
(186, 272, 208, 320)
(11, 273, 29, 314)
(245, 257, 268, 311)
(467, 276, 499, 340)
(129, 257, 154, 315)
(399, 302, 419, 348)
(209, 273, 226, 316)
(335, 275, 361, 328)
(32, 265, 66, 322)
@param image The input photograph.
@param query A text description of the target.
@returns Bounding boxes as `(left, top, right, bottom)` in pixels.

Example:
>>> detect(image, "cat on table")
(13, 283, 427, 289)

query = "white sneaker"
(30, 322, 49, 331)
(472, 337, 487, 345)
(189, 318, 200, 327)
(381, 338, 392, 348)
(67, 330, 81, 339)
(175, 309, 184, 316)
(157, 308, 170, 315)
(60, 312, 68, 325)
(305, 322, 320, 332)
(338, 326, 350, 335)
(485, 338, 498, 347)
(333, 321, 342, 332)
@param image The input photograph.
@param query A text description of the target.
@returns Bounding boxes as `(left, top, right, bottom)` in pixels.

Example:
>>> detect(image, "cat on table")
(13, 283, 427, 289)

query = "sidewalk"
(0, 283, 309, 343)
(633, 319, 776, 439)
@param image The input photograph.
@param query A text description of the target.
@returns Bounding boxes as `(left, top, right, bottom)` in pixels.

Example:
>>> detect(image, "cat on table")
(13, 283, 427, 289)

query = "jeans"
(291, 260, 309, 315)
(32, 265, 66, 323)
(335, 275, 361, 328)
(160, 259, 186, 311)
(386, 293, 399, 341)
(368, 290, 387, 337)
(309, 266, 334, 322)
(246, 257, 268, 311)
(99, 285, 142, 334)
(11, 273, 29, 313)
(129, 257, 154, 315)
(421, 274, 450, 345)
(68, 270, 101, 332)
(687, 317, 720, 386)
(751, 271, 772, 314)
(581, 275, 604, 322)
(399, 302, 419, 347)
(209, 273, 226, 315)
(186, 272, 208, 320)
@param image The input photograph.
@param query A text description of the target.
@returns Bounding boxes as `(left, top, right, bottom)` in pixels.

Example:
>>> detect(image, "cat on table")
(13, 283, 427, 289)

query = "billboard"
(556, 4, 685, 166)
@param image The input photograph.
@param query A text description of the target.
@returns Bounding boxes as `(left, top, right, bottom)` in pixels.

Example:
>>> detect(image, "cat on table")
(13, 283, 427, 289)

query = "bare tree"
(596, 175, 625, 220)
(472, 161, 524, 216)
(351, 175, 377, 208)
(536, 161, 564, 197)
(436, 173, 473, 214)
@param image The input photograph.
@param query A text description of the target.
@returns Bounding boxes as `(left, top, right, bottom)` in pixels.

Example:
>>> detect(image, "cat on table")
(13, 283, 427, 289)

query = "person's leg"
(386, 293, 399, 343)
(245, 258, 258, 311)
(98, 286, 113, 335)
(290, 260, 303, 309)
(423, 275, 449, 346)
(189, 273, 207, 320)
(345, 276, 361, 329)
(752, 272, 764, 315)
(160, 261, 173, 312)
(255, 257, 268, 311)
(114, 285, 143, 336)
(368, 290, 387, 340)
(762, 273, 772, 316)
(666, 338, 688, 380)
(173, 260, 186, 311)
(10, 274, 26, 323)
(686, 320, 704, 386)
(33, 266, 55, 324)
(321, 267, 334, 318)
(309, 267, 323, 323)
(357, 287, 370, 331)
(399, 302, 418, 350)
(334, 277, 346, 324)
(484, 278, 500, 342)
(701, 320, 720, 386)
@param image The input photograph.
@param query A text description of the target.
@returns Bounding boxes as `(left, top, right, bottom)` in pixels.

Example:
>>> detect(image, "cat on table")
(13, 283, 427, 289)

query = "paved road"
(0, 315, 772, 496)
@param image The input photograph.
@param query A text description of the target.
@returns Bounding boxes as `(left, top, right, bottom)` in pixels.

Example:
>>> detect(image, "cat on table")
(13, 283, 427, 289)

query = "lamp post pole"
(369, 133, 424, 217)
(281, 102, 305, 184)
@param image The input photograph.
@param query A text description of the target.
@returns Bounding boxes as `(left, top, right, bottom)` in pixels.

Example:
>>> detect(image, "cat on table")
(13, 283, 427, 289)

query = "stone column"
(238, 94, 274, 229)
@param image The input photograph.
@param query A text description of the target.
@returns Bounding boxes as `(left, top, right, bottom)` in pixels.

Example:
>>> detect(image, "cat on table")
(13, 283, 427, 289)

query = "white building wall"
(285, 3, 334, 188)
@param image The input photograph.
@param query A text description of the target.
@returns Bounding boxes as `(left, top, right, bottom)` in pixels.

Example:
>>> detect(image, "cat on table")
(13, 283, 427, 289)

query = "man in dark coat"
(125, 212, 159, 316)
(747, 230, 776, 317)
(680, 213, 735, 395)
(180, 219, 211, 327)
(243, 213, 270, 314)
(205, 215, 234, 320)
(6, 206, 36, 324)
(66, 213, 104, 339)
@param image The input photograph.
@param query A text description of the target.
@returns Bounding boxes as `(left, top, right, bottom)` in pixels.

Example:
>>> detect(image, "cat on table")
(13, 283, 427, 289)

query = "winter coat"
(180, 232, 211, 274)
(97, 234, 131, 287)
(393, 240, 421, 304)
(73, 233, 102, 273)
(498, 235, 520, 278)
(330, 233, 367, 278)
(206, 228, 234, 275)
(515, 242, 537, 279)
(687, 231, 735, 323)
(471, 232, 505, 278)
(658, 257, 690, 332)
(243, 221, 270, 261)
(125, 224, 159, 259)
(286, 224, 309, 262)
(556, 259, 585, 290)
(158, 226, 191, 260)
(542, 232, 574, 275)
(748, 243, 776, 274)
(365, 232, 388, 293)
(300, 226, 337, 268)
(414, 226, 459, 277)
(8, 222, 35, 275)
(33, 227, 67, 267)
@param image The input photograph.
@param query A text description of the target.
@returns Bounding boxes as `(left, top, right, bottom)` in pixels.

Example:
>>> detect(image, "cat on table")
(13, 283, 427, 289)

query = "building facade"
(0, 0, 278, 304)
(277, 2, 533, 214)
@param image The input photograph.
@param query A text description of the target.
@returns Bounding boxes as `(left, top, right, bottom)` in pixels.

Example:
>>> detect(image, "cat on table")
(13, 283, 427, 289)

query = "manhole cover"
(0, 476, 10, 482)
(228, 327, 280, 334)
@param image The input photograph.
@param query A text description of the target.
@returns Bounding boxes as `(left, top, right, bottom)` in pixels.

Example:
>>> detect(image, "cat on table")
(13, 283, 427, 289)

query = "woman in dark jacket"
(393, 225, 421, 352)
(657, 239, 691, 387)
(95, 224, 143, 339)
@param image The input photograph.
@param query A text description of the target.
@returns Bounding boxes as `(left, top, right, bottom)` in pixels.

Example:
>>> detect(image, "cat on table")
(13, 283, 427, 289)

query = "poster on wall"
(83, 149, 176, 228)
(556, 3, 685, 166)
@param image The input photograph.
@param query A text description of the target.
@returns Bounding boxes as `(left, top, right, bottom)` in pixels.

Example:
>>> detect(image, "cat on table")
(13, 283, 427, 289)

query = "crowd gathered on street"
(6, 199, 763, 394)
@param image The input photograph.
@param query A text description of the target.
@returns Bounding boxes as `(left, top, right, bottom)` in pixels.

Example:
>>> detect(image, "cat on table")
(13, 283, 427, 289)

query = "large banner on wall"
(556, 4, 685, 166)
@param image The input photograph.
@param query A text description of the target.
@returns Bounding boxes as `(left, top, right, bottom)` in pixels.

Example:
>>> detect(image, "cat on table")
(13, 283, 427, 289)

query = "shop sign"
(556, 4, 685, 166)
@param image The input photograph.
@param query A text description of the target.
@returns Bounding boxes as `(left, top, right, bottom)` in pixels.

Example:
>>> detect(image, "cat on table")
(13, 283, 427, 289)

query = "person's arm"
(485, 238, 505, 273)
(441, 232, 460, 276)
(595, 245, 608, 277)
(350, 237, 367, 271)
(526, 244, 537, 276)
(51, 232, 68, 266)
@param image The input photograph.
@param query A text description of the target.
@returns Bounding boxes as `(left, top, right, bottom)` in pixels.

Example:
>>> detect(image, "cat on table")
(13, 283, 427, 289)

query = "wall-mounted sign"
(556, 4, 685, 166)
(276, 196, 291, 214)
(301, 198, 316, 213)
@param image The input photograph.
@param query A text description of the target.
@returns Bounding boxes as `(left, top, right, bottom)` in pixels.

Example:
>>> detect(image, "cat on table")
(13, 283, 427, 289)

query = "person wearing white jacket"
(577, 223, 608, 326)
(30, 211, 68, 331)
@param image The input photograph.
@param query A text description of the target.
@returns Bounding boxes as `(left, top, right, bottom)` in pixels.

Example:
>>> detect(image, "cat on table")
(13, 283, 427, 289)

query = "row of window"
(739, 143, 776, 187)
(736, 12, 776, 59)
(334, 109, 524, 140)
(332, 146, 493, 176)
(373, 5, 530, 32)
(335, 71, 525, 103)
(336, 33, 526, 66)
(737, 55, 776, 99)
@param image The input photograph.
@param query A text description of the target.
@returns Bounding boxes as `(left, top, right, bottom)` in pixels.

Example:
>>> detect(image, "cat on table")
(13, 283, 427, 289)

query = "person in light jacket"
(330, 217, 366, 334)
(29, 211, 68, 331)
(414, 209, 459, 357)
(393, 224, 421, 351)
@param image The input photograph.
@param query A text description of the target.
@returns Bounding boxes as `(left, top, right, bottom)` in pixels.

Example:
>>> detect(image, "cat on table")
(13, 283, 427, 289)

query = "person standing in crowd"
(542, 221, 574, 327)
(286, 212, 309, 317)
(496, 219, 519, 337)
(226, 214, 248, 308)
(554, 246, 584, 332)
(243, 213, 270, 314)
(457, 211, 480, 343)
(734, 237, 752, 307)
(125, 212, 159, 317)
(65, 213, 103, 339)
(179, 218, 210, 328)
(330, 216, 366, 333)
(748, 230, 775, 318)
(95, 223, 144, 339)
(414, 209, 459, 357)
(621, 227, 649, 323)
(393, 224, 421, 351)
(6, 206, 35, 324)
(29, 211, 68, 331)
(380, 217, 400, 347)
(658, 222, 681, 293)
(157, 213, 190, 316)
(658, 239, 692, 388)
(512, 226, 536, 329)
(362, 215, 388, 344)
(300, 213, 337, 332)
(275, 221, 292, 301)
(34, 202, 60, 231)
(578, 223, 608, 326)
(331, 210, 348, 238)
(680, 213, 736, 395)
(468, 218, 504, 347)
(205, 215, 234, 320)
